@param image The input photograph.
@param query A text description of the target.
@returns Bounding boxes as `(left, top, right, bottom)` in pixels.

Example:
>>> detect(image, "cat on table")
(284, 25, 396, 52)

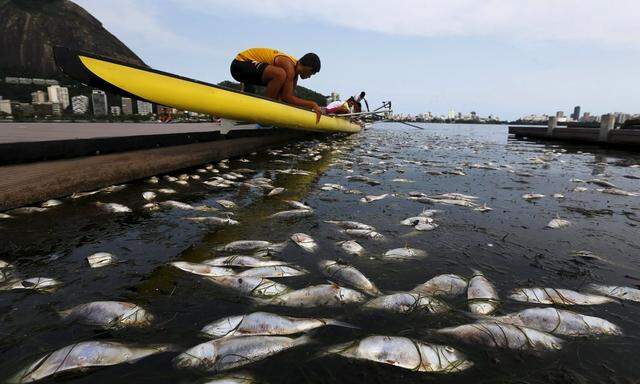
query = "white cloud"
(173, 0, 640, 48)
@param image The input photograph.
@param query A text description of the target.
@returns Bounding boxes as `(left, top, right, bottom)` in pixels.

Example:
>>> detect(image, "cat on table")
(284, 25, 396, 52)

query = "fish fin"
(292, 334, 314, 347)
(322, 319, 360, 329)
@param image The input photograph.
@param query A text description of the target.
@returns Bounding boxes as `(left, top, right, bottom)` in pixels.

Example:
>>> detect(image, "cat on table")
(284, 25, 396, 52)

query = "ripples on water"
(0, 123, 639, 383)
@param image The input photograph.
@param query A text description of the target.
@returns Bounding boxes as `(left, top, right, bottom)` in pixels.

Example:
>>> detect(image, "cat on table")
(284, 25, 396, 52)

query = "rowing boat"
(53, 47, 361, 134)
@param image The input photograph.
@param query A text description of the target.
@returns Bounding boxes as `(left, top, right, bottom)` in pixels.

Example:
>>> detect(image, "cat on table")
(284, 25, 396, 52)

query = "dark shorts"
(230, 59, 267, 86)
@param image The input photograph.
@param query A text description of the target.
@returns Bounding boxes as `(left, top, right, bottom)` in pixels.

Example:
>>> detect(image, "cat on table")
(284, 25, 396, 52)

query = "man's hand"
(312, 104, 322, 124)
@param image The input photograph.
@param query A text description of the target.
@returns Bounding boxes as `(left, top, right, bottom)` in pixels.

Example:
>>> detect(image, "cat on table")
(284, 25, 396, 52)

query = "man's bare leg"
(262, 65, 286, 99)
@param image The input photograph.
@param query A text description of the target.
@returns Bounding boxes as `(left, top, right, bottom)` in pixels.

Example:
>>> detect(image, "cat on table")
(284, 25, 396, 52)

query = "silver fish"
(588, 178, 617, 188)
(415, 222, 439, 231)
(174, 335, 310, 372)
(318, 260, 381, 296)
(220, 240, 288, 253)
(0, 213, 12, 219)
(338, 240, 365, 256)
(204, 255, 289, 268)
(360, 194, 389, 203)
(522, 193, 545, 200)
(269, 209, 314, 219)
(10, 341, 171, 383)
(147, 176, 159, 183)
(342, 229, 384, 240)
(264, 284, 366, 307)
(0, 277, 62, 292)
(41, 199, 62, 208)
(101, 184, 127, 193)
(201, 372, 257, 384)
(437, 322, 564, 352)
(171, 261, 235, 277)
(184, 217, 239, 226)
(8, 206, 48, 214)
(467, 270, 499, 315)
(410, 197, 477, 207)
(586, 284, 640, 303)
(267, 187, 285, 196)
(324, 336, 472, 373)
(95, 202, 131, 213)
(157, 188, 176, 194)
(216, 200, 237, 209)
(290, 233, 318, 253)
(205, 275, 290, 298)
(237, 265, 308, 278)
(201, 311, 354, 339)
(382, 247, 427, 260)
(400, 216, 433, 226)
(508, 287, 616, 305)
(142, 191, 157, 201)
(363, 293, 449, 314)
(411, 274, 468, 298)
(546, 218, 571, 229)
(284, 200, 313, 210)
(596, 188, 639, 196)
(59, 301, 154, 328)
(71, 190, 100, 199)
(87, 252, 118, 268)
(160, 200, 216, 211)
(488, 307, 622, 336)
(325, 220, 375, 230)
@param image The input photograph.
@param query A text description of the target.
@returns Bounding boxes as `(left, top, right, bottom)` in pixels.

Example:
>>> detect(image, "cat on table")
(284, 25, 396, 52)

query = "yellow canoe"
(54, 47, 361, 133)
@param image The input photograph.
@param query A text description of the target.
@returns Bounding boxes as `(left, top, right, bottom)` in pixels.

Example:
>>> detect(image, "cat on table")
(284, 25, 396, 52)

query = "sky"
(74, 0, 640, 119)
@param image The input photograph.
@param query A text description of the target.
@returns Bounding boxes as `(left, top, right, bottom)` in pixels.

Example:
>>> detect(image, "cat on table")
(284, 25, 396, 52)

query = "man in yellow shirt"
(230, 48, 323, 123)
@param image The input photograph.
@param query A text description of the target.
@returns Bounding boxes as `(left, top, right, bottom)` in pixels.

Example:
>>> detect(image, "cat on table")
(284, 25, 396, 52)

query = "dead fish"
(325, 220, 375, 231)
(174, 335, 310, 372)
(487, 307, 622, 336)
(411, 274, 468, 298)
(586, 284, 640, 303)
(437, 322, 563, 352)
(87, 252, 118, 268)
(392, 178, 414, 183)
(573, 186, 588, 192)
(322, 183, 344, 191)
(175, 180, 189, 185)
(71, 190, 100, 199)
(160, 200, 216, 211)
(9, 207, 48, 214)
(346, 175, 380, 185)
(431, 193, 478, 200)
(41, 199, 62, 208)
(337, 240, 365, 256)
(588, 179, 617, 188)
(201, 312, 355, 339)
(0, 213, 12, 219)
(284, 200, 313, 210)
(184, 216, 239, 226)
(596, 188, 639, 196)
(100, 184, 127, 193)
(547, 218, 571, 229)
(269, 209, 314, 219)
(414, 222, 439, 231)
(12, 343, 171, 383)
(264, 284, 366, 307)
(509, 287, 617, 305)
(204, 255, 289, 268)
(418, 209, 441, 217)
(360, 194, 389, 203)
(59, 301, 154, 329)
(0, 277, 62, 292)
(363, 293, 449, 314)
(267, 187, 285, 197)
(342, 229, 384, 240)
(318, 260, 381, 296)
(157, 188, 176, 194)
(95, 202, 131, 213)
(238, 265, 308, 278)
(553, 193, 565, 199)
(201, 371, 257, 384)
(410, 197, 477, 207)
(216, 200, 237, 209)
(147, 176, 159, 184)
(142, 191, 157, 201)
(473, 204, 493, 213)
(323, 336, 473, 373)
(205, 275, 290, 298)
(220, 240, 288, 253)
(522, 193, 545, 200)
(383, 247, 426, 260)
(400, 216, 433, 226)
(142, 203, 160, 211)
(468, 270, 499, 315)
(171, 261, 235, 277)
(291, 233, 318, 253)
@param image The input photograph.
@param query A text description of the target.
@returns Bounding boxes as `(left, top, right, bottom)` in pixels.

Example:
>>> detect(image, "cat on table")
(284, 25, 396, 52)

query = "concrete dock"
(0, 121, 312, 211)
(509, 115, 640, 148)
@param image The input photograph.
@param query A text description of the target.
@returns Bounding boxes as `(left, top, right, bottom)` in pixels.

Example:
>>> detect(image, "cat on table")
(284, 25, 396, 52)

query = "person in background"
(230, 47, 323, 123)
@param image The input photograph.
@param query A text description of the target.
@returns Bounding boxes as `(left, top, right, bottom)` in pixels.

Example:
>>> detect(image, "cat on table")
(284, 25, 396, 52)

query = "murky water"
(1, 123, 639, 383)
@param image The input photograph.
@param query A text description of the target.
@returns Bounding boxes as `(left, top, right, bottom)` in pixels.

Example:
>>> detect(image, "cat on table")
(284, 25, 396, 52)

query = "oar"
(399, 121, 425, 130)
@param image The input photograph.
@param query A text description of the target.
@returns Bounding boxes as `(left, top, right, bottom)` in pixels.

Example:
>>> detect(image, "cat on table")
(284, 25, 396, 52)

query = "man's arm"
(275, 57, 322, 123)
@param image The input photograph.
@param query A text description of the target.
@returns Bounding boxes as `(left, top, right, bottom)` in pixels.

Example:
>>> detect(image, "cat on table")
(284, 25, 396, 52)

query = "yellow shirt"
(235, 48, 297, 66)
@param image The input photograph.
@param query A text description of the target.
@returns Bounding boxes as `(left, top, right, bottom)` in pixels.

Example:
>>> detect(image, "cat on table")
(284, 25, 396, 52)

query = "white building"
(0, 99, 12, 115)
(110, 106, 121, 116)
(71, 95, 89, 114)
(31, 90, 47, 103)
(47, 85, 70, 110)
(137, 100, 153, 116)
(121, 97, 133, 115)
(91, 90, 108, 116)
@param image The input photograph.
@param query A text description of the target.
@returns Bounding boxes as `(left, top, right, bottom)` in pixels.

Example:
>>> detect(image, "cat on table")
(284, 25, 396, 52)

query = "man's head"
(297, 53, 321, 79)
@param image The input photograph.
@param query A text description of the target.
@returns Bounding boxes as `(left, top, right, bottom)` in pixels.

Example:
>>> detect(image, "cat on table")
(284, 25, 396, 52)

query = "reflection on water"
(0, 123, 639, 383)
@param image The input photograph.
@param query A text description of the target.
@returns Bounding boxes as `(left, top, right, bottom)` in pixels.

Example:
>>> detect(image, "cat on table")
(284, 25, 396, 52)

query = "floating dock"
(0, 122, 312, 211)
(509, 114, 640, 148)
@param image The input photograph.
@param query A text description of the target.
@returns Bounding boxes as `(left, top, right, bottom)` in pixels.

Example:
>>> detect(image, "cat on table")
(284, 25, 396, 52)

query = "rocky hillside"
(0, 0, 145, 76)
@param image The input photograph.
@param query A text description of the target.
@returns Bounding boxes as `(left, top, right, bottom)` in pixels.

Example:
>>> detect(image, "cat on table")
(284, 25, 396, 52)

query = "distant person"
(230, 48, 323, 123)
(325, 97, 356, 115)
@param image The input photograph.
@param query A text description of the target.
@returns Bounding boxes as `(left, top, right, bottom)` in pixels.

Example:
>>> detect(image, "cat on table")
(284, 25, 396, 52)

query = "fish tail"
(292, 334, 313, 347)
(323, 318, 360, 329)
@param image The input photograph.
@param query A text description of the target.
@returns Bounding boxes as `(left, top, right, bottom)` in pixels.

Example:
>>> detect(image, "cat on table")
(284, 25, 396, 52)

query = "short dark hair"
(299, 53, 321, 73)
